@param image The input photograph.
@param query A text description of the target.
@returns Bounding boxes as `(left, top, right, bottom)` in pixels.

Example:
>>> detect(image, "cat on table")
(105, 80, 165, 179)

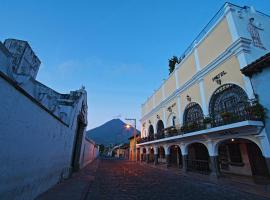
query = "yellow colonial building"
(138, 3, 270, 178)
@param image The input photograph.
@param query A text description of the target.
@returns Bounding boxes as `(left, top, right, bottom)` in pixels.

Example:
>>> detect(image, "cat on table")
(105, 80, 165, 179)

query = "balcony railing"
(137, 104, 264, 144)
(186, 159, 210, 174)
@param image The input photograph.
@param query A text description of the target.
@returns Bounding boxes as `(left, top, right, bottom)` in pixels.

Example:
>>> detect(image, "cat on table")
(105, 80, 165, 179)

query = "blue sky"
(1, 0, 269, 130)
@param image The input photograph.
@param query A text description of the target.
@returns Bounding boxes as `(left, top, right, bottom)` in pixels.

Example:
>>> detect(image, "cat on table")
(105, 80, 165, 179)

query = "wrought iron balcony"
(137, 103, 265, 144)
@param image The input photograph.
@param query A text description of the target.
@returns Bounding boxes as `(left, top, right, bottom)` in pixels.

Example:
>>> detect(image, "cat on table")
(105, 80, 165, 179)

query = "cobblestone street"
(37, 158, 270, 200)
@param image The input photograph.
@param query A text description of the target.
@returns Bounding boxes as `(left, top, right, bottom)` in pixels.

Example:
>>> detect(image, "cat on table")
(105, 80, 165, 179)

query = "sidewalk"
(36, 159, 99, 200)
(140, 162, 270, 198)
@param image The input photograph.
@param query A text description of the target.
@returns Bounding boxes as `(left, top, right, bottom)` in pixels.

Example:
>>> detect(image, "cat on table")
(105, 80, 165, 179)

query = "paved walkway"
(36, 158, 270, 200)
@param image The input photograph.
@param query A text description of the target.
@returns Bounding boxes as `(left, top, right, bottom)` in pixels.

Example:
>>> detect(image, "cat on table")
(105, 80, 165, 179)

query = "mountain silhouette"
(86, 119, 140, 146)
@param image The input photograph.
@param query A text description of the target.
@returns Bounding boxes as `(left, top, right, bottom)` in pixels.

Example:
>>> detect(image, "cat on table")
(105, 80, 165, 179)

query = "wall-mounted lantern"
(186, 95, 192, 102)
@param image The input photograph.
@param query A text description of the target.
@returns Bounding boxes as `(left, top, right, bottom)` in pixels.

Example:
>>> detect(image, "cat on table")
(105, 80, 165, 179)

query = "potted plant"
(246, 102, 267, 121)
(203, 117, 212, 129)
(220, 112, 233, 123)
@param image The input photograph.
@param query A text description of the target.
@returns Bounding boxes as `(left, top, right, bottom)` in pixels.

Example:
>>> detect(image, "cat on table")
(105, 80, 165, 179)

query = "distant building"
(129, 134, 140, 161)
(138, 3, 270, 178)
(0, 39, 98, 200)
(112, 143, 129, 159)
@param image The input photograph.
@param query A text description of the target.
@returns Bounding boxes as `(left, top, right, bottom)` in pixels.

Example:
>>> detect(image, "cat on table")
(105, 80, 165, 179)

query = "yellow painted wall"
(147, 96, 154, 112)
(155, 88, 163, 106)
(164, 73, 177, 98)
(164, 99, 179, 127)
(197, 18, 232, 68)
(141, 105, 145, 117)
(204, 55, 245, 105)
(180, 83, 202, 113)
(177, 53, 196, 86)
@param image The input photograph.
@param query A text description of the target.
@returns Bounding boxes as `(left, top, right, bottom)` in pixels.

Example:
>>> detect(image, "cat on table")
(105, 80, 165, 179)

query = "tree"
(99, 144, 105, 154)
(168, 56, 179, 75)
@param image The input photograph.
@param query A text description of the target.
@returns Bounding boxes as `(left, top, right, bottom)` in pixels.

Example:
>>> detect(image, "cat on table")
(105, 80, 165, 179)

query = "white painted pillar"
(257, 129, 270, 158)
(225, 3, 255, 100)
(146, 147, 150, 154)
(179, 143, 188, 172)
(199, 79, 208, 116)
(177, 96, 183, 125)
(194, 45, 201, 72)
(162, 107, 167, 128)
(179, 143, 188, 156)
(174, 67, 180, 89)
(153, 146, 158, 155)
(207, 140, 217, 157)
(225, 2, 239, 42)
(164, 145, 170, 155)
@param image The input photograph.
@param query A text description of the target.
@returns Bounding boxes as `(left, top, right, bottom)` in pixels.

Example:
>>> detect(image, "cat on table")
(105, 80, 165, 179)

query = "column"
(176, 96, 183, 125)
(207, 140, 220, 177)
(162, 107, 167, 128)
(225, 2, 239, 42)
(164, 145, 170, 168)
(180, 144, 187, 172)
(154, 146, 158, 165)
(146, 148, 150, 163)
(199, 79, 208, 116)
(194, 44, 201, 72)
(140, 148, 143, 162)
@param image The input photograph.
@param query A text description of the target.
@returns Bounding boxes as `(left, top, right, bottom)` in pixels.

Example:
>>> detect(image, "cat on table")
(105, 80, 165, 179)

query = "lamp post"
(125, 118, 137, 161)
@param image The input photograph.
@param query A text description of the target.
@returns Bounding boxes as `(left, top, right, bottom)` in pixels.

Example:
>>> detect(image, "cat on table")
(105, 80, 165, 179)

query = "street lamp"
(125, 118, 137, 161)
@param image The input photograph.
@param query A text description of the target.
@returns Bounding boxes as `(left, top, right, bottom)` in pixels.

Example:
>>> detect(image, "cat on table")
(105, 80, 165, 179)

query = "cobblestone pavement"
(85, 158, 270, 200)
(37, 158, 270, 200)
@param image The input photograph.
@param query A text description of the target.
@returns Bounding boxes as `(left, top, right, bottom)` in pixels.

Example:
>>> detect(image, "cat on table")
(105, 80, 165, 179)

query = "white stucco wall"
(250, 67, 270, 142)
(80, 139, 99, 168)
(0, 76, 91, 200)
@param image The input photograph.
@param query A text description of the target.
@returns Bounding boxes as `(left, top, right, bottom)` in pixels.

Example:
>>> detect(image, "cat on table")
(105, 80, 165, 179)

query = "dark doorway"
(247, 142, 269, 176)
(187, 143, 210, 173)
(170, 145, 182, 168)
(148, 125, 154, 140)
(149, 148, 154, 163)
(71, 119, 85, 172)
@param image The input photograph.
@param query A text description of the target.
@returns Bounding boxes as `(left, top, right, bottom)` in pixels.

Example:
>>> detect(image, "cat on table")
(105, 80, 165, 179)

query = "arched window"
(209, 84, 248, 122)
(156, 120, 164, 133)
(183, 102, 203, 125)
(156, 120, 165, 138)
(148, 125, 154, 140)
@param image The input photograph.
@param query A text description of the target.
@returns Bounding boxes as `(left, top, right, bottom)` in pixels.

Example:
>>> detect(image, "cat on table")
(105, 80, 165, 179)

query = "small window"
(228, 143, 242, 164)
(172, 116, 176, 127)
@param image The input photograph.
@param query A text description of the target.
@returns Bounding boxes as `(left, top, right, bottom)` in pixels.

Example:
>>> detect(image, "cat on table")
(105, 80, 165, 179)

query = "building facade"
(129, 134, 140, 161)
(138, 3, 270, 178)
(0, 39, 98, 200)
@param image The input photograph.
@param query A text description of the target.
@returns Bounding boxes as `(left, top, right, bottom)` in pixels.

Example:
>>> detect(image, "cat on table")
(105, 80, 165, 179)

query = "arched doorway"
(158, 146, 166, 163)
(217, 138, 269, 177)
(187, 143, 210, 174)
(136, 148, 140, 161)
(142, 148, 146, 161)
(169, 145, 182, 168)
(182, 102, 204, 133)
(71, 111, 87, 172)
(148, 125, 154, 140)
(149, 148, 155, 163)
(209, 84, 248, 126)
